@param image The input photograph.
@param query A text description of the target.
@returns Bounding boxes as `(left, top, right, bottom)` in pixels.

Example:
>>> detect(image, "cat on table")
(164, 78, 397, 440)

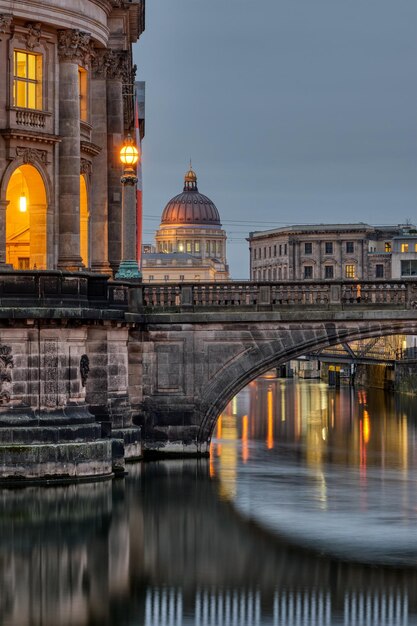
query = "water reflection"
(1, 381, 417, 624)
(211, 379, 417, 566)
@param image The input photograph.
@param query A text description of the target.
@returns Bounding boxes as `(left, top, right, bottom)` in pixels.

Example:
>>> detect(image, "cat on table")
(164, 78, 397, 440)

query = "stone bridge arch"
(139, 316, 417, 456)
(197, 320, 417, 446)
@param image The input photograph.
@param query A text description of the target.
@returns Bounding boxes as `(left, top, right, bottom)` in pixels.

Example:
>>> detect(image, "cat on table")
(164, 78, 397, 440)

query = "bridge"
(1, 273, 417, 478)
(128, 280, 417, 455)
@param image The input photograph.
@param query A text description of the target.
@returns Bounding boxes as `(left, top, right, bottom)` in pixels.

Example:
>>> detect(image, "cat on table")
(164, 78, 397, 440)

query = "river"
(1, 378, 417, 625)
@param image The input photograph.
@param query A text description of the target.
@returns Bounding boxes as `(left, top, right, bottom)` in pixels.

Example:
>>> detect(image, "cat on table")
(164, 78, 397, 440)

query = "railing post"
(128, 285, 143, 311)
(330, 284, 341, 305)
(180, 285, 193, 306)
(259, 285, 271, 305)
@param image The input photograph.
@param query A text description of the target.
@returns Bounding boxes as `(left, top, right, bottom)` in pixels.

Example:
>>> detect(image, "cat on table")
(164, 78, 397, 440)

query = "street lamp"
(115, 135, 141, 280)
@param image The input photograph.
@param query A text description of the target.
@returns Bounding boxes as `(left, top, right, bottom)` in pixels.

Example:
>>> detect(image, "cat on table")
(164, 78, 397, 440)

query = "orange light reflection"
(242, 414, 249, 463)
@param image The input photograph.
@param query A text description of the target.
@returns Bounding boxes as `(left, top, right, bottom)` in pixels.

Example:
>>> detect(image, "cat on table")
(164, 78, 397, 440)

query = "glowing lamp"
(120, 135, 139, 167)
(19, 193, 27, 213)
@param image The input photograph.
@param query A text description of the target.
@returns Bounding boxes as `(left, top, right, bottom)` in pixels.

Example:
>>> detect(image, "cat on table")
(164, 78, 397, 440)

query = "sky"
(134, 0, 417, 278)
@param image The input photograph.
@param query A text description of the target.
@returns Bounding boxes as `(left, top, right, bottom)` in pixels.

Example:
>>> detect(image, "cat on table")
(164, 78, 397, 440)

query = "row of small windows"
(147, 275, 199, 282)
(253, 244, 288, 260)
(13, 50, 88, 121)
(303, 241, 356, 255)
(252, 264, 385, 281)
(158, 240, 222, 255)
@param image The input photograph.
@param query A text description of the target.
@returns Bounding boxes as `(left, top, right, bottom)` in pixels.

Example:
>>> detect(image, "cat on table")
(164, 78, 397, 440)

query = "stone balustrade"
(0, 271, 129, 313)
(136, 280, 415, 310)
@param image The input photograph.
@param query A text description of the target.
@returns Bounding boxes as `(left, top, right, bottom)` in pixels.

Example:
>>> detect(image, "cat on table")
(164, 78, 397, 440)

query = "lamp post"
(115, 135, 141, 279)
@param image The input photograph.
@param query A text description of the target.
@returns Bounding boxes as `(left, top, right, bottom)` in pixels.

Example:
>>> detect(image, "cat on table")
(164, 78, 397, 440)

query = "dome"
(160, 167, 221, 226)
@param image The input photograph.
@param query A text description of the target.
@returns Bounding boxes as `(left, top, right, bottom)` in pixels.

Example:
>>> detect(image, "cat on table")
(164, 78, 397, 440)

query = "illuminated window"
(177, 241, 184, 252)
(385, 242, 392, 252)
(325, 242, 333, 255)
(415, 243, 417, 253)
(79, 67, 88, 122)
(216, 241, 221, 256)
(195, 241, 200, 253)
(13, 50, 42, 110)
(206, 242, 210, 254)
(346, 241, 354, 254)
(186, 240, 192, 253)
(345, 264, 355, 278)
(401, 243, 409, 253)
(304, 266, 313, 279)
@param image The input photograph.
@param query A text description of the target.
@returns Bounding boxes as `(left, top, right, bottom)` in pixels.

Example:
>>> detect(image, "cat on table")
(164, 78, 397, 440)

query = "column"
(30, 204, 47, 269)
(90, 51, 111, 273)
(57, 29, 91, 270)
(0, 200, 9, 265)
(107, 52, 129, 274)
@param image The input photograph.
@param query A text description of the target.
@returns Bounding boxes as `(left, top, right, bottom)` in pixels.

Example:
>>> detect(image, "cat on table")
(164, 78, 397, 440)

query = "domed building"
(142, 167, 229, 282)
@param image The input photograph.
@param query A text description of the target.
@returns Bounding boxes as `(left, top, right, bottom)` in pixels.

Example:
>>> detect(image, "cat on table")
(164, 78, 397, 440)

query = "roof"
(248, 223, 411, 239)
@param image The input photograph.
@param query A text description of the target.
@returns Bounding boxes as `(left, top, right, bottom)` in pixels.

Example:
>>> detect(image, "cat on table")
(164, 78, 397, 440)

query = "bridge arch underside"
(199, 320, 417, 445)
(140, 318, 417, 456)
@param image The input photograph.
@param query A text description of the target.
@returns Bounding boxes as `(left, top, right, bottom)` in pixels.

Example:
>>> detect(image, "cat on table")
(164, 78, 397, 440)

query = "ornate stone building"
(0, 0, 144, 273)
(142, 167, 230, 282)
(248, 223, 412, 282)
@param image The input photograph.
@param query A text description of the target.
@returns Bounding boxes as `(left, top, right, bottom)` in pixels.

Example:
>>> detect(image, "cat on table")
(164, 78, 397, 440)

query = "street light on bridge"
(116, 135, 141, 280)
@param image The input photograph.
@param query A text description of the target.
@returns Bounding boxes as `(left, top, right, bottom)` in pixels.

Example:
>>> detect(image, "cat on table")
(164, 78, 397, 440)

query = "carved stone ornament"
(80, 158, 92, 176)
(0, 14, 12, 35)
(25, 22, 42, 49)
(0, 345, 13, 405)
(16, 147, 48, 166)
(107, 51, 131, 83)
(57, 29, 93, 67)
(91, 49, 112, 79)
(80, 355, 90, 387)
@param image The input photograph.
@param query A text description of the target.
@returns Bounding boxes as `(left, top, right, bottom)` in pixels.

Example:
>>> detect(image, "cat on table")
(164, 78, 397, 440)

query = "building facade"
(142, 167, 229, 282)
(248, 223, 412, 282)
(0, 0, 144, 273)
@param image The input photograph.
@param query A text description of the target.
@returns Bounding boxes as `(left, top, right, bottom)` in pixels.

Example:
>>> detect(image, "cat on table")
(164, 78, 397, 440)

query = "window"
(273, 245, 277, 256)
(186, 241, 192, 253)
(263, 247, 267, 259)
(78, 67, 88, 121)
(13, 50, 42, 110)
(272, 268, 276, 280)
(284, 244, 287, 255)
(179, 275, 185, 281)
(401, 260, 417, 276)
(304, 266, 313, 279)
(415, 244, 417, 253)
(252, 270, 256, 280)
(385, 242, 392, 253)
(164, 274, 169, 281)
(18, 257, 30, 270)
(345, 264, 355, 279)
(304, 242, 312, 254)
(269, 246, 271, 258)
(324, 266, 334, 279)
(346, 241, 354, 254)
(195, 241, 200, 253)
(206, 241, 210, 254)
(401, 243, 409, 253)
(253, 248, 257, 260)
(216, 241, 221, 256)
(375, 264, 384, 278)
(325, 242, 333, 255)
(279, 245, 282, 256)
(148, 275, 154, 281)
(177, 241, 184, 252)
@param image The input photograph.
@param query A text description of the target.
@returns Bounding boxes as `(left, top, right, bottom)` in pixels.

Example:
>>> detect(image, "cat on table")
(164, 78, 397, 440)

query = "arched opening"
(80, 175, 89, 268)
(6, 164, 47, 269)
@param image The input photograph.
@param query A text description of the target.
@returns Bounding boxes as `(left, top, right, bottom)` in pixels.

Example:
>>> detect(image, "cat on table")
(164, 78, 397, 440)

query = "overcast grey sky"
(134, 0, 417, 278)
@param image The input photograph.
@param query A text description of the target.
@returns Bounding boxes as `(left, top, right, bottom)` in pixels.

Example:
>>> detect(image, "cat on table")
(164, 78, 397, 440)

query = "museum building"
(0, 0, 144, 273)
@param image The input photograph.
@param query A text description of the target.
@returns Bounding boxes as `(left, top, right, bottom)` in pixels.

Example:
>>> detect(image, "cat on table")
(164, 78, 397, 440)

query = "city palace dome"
(160, 167, 221, 227)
